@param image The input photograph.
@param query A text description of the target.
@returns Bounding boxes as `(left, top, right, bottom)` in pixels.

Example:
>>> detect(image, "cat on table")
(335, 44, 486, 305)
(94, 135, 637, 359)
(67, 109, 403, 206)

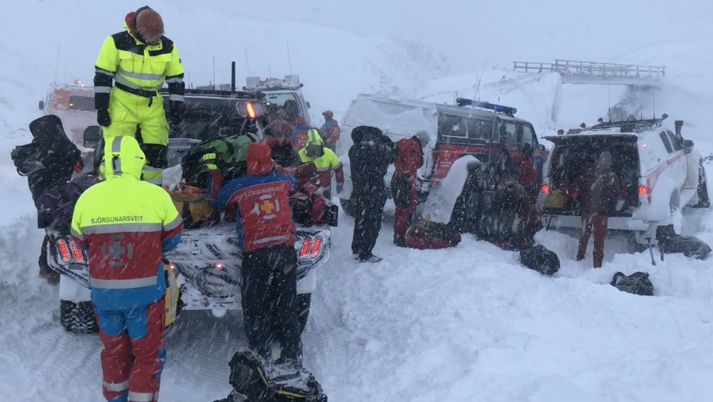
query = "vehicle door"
(432, 113, 493, 180)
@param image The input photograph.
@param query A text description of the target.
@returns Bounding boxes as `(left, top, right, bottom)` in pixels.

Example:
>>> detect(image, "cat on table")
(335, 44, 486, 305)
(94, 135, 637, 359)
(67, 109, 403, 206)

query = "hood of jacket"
(247, 142, 273, 176)
(104, 136, 146, 180)
(351, 125, 381, 143)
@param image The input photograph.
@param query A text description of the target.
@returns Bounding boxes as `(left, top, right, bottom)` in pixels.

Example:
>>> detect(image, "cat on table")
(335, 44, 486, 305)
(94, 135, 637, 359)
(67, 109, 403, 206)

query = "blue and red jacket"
(213, 143, 298, 253)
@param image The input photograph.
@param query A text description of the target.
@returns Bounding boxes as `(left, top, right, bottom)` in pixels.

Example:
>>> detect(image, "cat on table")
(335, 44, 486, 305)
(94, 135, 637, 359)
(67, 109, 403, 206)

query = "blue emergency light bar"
(456, 97, 517, 116)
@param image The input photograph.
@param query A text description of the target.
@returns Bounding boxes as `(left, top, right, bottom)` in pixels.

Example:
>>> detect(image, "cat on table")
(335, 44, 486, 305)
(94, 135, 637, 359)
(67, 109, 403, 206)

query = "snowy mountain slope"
(1, 2, 713, 402)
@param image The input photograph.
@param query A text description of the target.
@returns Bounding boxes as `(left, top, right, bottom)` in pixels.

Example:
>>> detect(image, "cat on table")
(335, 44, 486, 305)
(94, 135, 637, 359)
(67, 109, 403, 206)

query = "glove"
(169, 101, 186, 126)
(336, 183, 344, 194)
(97, 109, 111, 127)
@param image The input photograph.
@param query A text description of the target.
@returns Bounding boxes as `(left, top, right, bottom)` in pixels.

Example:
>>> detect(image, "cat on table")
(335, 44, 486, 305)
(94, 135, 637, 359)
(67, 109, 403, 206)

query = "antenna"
(212, 56, 216, 89)
(652, 92, 656, 119)
(243, 47, 252, 76)
(473, 60, 487, 100)
(286, 41, 293, 74)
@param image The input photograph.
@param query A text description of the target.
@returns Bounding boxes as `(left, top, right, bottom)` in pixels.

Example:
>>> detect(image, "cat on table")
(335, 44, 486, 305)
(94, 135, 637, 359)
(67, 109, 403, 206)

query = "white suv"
(539, 117, 709, 245)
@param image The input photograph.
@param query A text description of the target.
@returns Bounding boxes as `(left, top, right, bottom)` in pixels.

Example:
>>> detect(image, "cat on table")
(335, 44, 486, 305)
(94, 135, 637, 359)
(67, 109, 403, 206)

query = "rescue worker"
(213, 143, 302, 364)
(266, 107, 294, 138)
(71, 136, 183, 402)
(11, 115, 82, 284)
(297, 129, 345, 199)
(94, 6, 186, 185)
(576, 151, 620, 268)
(319, 110, 341, 152)
(289, 116, 310, 151)
(349, 126, 395, 262)
(392, 130, 429, 246)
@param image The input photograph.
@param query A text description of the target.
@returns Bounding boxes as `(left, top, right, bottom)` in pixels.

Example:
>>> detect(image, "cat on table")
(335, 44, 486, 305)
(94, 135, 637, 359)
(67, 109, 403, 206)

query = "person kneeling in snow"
(392, 130, 429, 247)
(213, 143, 303, 364)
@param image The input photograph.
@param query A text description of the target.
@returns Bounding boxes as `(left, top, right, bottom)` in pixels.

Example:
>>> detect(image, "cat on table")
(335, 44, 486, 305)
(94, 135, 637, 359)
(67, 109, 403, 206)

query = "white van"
(539, 117, 709, 244)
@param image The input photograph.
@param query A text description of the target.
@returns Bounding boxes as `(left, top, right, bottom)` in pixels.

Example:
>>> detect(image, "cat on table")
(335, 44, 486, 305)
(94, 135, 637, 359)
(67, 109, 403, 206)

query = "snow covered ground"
(2, 2, 713, 402)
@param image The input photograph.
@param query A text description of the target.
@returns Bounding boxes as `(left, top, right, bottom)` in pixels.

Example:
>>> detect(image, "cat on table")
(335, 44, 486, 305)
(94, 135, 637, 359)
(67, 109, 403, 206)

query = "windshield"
(170, 97, 245, 139)
(496, 121, 537, 151)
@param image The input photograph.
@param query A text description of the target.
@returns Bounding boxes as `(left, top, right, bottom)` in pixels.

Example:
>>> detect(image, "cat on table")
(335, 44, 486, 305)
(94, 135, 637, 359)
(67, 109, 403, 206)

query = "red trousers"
(96, 299, 166, 402)
(394, 187, 418, 243)
(577, 213, 608, 268)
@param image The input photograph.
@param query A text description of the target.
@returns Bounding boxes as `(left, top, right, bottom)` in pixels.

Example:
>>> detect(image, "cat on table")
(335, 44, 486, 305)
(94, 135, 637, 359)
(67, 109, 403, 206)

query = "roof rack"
(244, 75, 303, 91)
(588, 114, 668, 133)
(455, 97, 517, 116)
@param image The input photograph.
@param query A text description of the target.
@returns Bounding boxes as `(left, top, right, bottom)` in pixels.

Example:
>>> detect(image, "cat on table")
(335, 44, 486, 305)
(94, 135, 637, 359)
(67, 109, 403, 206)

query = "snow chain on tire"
(60, 300, 98, 334)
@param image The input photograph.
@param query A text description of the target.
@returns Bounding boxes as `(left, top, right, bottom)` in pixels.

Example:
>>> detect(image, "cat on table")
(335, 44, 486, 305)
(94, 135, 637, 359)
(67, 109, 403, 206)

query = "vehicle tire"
(59, 300, 98, 334)
(296, 293, 311, 335)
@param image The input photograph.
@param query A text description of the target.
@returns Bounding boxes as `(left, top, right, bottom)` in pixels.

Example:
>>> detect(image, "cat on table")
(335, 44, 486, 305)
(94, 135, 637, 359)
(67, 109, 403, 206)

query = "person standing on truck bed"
(94, 6, 186, 185)
(71, 136, 183, 402)
(576, 151, 621, 268)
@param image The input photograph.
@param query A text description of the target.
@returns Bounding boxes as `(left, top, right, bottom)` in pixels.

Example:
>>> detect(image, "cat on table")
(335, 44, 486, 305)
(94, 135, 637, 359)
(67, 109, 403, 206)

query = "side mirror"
(683, 139, 694, 150)
(83, 125, 102, 149)
(39, 100, 45, 110)
(306, 101, 311, 109)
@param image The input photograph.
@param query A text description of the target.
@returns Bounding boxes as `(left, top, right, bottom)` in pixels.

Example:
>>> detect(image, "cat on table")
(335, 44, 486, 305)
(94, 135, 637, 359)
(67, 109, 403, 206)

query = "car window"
(439, 114, 467, 138)
(667, 130, 682, 151)
(498, 121, 519, 150)
(659, 131, 673, 153)
(264, 92, 303, 122)
(521, 124, 536, 148)
(466, 118, 493, 140)
(69, 96, 95, 111)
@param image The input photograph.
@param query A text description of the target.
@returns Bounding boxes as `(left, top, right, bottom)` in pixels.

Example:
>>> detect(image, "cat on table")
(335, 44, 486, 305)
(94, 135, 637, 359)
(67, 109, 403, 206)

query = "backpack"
(610, 272, 654, 296)
(181, 134, 257, 186)
(215, 349, 328, 402)
(519, 244, 560, 275)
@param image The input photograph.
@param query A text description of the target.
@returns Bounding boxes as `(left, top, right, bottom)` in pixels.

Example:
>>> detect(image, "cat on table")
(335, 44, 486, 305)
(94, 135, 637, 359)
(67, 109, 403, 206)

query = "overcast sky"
(219, 0, 711, 72)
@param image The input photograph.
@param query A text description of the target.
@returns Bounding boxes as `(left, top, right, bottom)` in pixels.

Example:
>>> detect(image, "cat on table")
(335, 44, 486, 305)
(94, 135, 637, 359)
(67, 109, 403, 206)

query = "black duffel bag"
(611, 272, 654, 296)
(519, 244, 560, 276)
(215, 349, 327, 402)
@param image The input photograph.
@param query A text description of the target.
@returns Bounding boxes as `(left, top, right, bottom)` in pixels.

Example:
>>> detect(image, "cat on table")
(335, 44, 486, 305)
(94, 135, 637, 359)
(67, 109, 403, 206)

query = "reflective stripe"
(316, 167, 330, 172)
(82, 222, 162, 235)
(165, 77, 183, 83)
(118, 67, 163, 81)
(95, 86, 112, 93)
(115, 74, 161, 91)
(254, 235, 290, 245)
(112, 136, 122, 153)
(128, 391, 156, 401)
(206, 163, 218, 171)
(103, 380, 129, 392)
(91, 276, 158, 289)
(71, 227, 85, 240)
(164, 216, 182, 231)
(168, 94, 184, 102)
(201, 153, 217, 161)
(95, 69, 115, 77)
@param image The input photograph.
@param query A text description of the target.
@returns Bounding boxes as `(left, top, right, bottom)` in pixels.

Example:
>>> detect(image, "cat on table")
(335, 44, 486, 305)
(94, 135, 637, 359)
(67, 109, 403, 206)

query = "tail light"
(69, 240, 85, 263)
(215, 262, 226, 271)
(246, 102, 256, 119)
(299, 238, 312, 258)
(638, 185, 651, 197)
(541, 183, 550, 195)
(168, 262, 177, 271)
(310, 236, 323, 257)
(56, 240, 71, 263)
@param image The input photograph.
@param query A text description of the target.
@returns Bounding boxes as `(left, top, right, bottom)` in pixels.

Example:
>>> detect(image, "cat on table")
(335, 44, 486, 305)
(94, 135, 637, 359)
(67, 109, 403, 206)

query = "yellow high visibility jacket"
(94, 27, 185, 104)
(297, 129, 344, 188)
(71, 136, 183, 310)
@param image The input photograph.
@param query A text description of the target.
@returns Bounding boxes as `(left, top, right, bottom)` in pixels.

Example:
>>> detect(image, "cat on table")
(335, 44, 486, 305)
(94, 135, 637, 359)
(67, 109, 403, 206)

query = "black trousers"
(351, 193, 386, 259)
(241, 246, 301, 361)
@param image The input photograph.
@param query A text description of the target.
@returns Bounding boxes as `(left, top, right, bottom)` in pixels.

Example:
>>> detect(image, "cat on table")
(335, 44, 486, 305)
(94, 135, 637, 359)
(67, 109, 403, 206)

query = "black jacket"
(348, 126, 395, 198)
(37, 173, 98, 232)
(11, 115, 81, 206)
